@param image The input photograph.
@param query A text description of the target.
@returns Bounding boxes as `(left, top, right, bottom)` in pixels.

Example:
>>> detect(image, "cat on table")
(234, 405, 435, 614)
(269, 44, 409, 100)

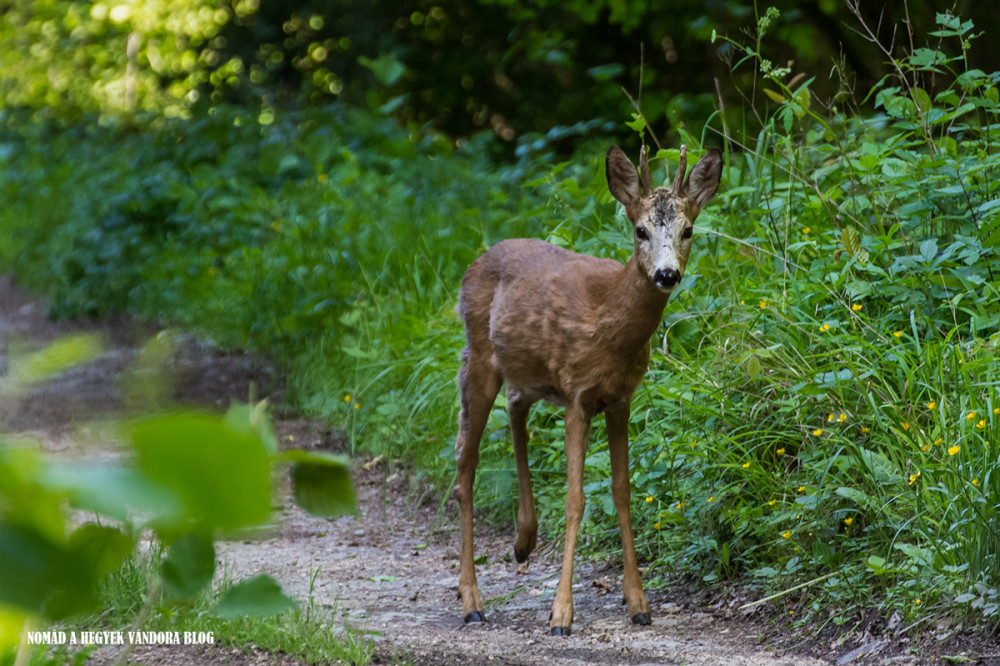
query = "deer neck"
(597, 256, 670, 353)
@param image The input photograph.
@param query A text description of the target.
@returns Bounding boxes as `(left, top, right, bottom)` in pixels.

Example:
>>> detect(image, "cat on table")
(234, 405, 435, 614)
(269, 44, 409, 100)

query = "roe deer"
(454, 144, 722, 636)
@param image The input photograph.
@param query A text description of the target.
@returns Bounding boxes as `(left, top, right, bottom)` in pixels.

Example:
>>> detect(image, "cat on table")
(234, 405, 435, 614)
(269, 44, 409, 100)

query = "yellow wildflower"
(782, 531, 792, 539)
(921, 444, 931, 452)
(852, 303, 863, 311)
(948, 445, 961, 456)
(317, 173, 328, 183)
(742, 462, 751, 468)
(645, 495, 654, 503)
(901, 422, 910, 431)
(908, 471, 920, 486)
(708, 496, 716, 502)
(827, 413, 835, 422)
(797, 486, 805, 492)
(994, 408, 999, 415)
(354, 402, 361, 410)
(977, 419, 987, 429)
(972, 478, 979, 487)
(914, 599, 921, 606)
(893, 331, 903, 338)
(927, 401, 936, 410)
(802, 227, 810, 234)
(820, 323, 831, 332)
(838, 413, 847, 422)
(813, 429, 823, 436)
(776, 447, 786, 455)
(676, 501, 684, 510)
(343, 394, 352, 402)
(861, 426, 870, 433)
(844, 517, 853, 526)
(933, 438, 943, 446)
(759, 299, 769, 309)
(967, 411, 977, 421)
(768, 499, 777, 506)
(653, 522, 662, 530)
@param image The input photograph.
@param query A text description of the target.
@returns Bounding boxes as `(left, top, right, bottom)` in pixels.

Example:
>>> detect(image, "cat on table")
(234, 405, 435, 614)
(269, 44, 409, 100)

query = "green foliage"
(0, 340, 356, 662)
(586, 8, 1000, 627)
(60, 549, 368, 665)
(6, 0, 996, 146)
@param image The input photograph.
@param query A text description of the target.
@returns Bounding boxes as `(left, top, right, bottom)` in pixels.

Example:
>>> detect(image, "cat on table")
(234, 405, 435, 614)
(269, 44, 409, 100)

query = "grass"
(20, 550, 372, 666)
(1, 4, 999, 643)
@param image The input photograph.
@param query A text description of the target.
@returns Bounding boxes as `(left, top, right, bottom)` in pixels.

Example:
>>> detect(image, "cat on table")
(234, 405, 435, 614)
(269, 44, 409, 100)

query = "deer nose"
(653, 268, 681, 289)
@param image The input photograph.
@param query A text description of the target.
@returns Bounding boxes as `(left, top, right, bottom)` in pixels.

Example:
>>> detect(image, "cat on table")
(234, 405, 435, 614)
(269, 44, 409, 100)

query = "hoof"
(514, 549, 528, 564)
(464, 611, 487, 624)
(631, 612, 652, 626)
(550, 626, 571, 637)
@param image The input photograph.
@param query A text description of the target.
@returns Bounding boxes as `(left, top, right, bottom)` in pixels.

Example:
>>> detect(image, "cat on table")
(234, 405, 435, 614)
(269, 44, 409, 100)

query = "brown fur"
(454, 144, 723, 635)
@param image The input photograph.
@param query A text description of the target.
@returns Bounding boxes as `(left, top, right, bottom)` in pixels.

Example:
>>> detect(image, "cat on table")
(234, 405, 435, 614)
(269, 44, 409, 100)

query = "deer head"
(606, 144, 723, 293)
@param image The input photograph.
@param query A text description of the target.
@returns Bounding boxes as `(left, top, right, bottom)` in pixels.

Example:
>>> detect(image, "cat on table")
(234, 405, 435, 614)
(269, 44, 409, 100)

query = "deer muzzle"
(652, 267, 681, 291)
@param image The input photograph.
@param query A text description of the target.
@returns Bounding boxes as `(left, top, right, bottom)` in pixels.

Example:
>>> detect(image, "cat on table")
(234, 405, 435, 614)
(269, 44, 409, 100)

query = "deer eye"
(635, 226, 649, 241)
(682, 226, 693, 240)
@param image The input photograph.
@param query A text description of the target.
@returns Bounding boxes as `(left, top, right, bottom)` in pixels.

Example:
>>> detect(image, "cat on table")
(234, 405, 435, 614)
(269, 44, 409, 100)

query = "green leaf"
(280, 450, 356, 518)
(224, 400, 279, 456)
(881, 157, 909, 178)
(858, 448, 896, 482)
(846, 280, 874, 299)
(909, 49, 947, 68)
(835, 486, 868, 506)
(43, 463, 180, 523)
(131, 412, 272, 530)
(919, 238, 938, 264)
(162, 532, 216, 600)
(66, 525, 133, 582)
(215, 575, 297, 618)
(814, 369, 853, 388)
(840, 227, 859, 256)
(894, 542, 933, 568)
(624, 113, 645, 133)
(0, 522, 66, 616)
(867, 555, 888, 575)
(0, 522, 130, 620)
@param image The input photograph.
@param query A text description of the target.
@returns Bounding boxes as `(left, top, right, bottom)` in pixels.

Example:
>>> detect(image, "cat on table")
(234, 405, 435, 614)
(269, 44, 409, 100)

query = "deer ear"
(685, 148, 723, 208)
(606, 146, 644, 208)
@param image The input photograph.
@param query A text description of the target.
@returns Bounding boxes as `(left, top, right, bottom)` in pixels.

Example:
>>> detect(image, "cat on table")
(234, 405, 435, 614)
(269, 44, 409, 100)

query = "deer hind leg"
(606, 403, 651, 625)
(508, 388, 538, 563)
(455, 348, 502, 624)
(549, 405, 591, 636)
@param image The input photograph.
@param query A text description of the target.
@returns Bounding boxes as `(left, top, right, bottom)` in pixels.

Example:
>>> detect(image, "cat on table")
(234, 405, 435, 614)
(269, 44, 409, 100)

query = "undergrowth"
(1, 5, 998, 638)
(36, 549, 372, 665)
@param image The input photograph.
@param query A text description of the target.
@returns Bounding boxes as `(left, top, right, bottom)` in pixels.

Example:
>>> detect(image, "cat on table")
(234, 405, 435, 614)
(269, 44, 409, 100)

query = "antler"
(638, 145, 652, 193)
(672, 144, 687, 195)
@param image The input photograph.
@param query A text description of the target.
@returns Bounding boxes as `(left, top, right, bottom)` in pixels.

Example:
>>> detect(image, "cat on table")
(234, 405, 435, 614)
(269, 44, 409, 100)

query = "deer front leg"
(549, 405, 591, 636)
(455, 358, 501, 624)
(606, 402, 651, 625)
(508, 389, 538, 563)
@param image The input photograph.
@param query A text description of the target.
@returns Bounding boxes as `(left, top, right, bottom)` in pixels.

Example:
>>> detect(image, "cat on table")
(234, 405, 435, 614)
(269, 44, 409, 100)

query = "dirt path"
(3, 275, 987, 666)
